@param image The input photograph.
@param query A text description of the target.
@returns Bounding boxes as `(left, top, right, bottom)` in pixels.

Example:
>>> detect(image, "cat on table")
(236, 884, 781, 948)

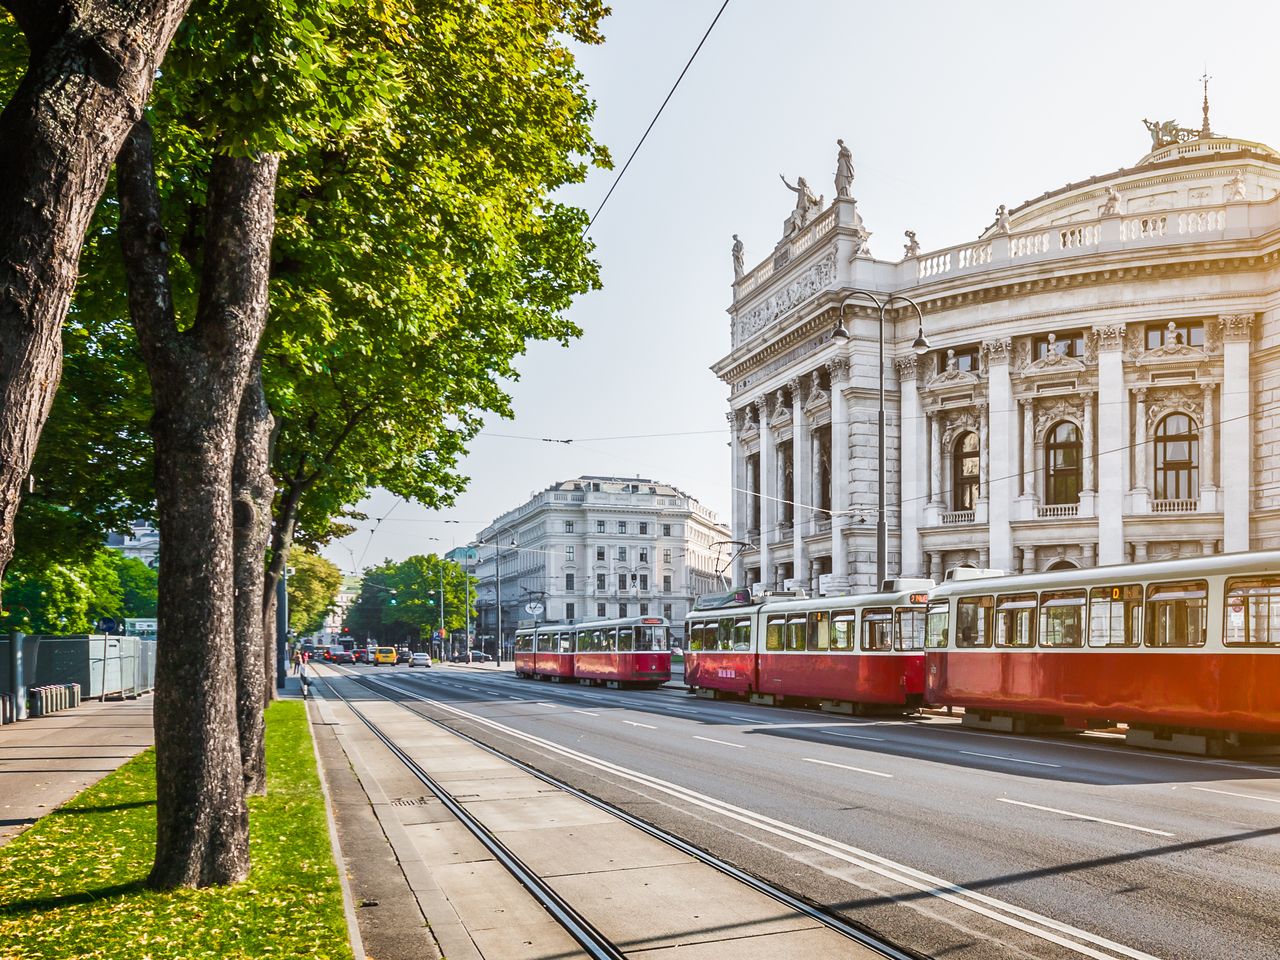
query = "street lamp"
(482, 528, 519, 666)
(832, 292, 931, 588)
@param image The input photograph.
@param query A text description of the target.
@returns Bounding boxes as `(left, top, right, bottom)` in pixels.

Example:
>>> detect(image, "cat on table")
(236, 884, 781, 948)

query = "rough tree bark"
(118, 118, 279, 888)
(0, 0, 190, 587)
(232, 360, 273, 796)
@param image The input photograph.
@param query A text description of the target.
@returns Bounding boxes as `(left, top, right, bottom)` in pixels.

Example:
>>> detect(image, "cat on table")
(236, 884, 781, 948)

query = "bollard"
(1, 692, 10, 724)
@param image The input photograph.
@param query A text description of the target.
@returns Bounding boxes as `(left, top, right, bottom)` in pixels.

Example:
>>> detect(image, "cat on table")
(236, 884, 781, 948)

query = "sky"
(321, 0, 1280, 575)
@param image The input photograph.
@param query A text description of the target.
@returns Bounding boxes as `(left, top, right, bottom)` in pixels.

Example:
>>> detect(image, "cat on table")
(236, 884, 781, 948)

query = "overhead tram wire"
(583, 0, 732, 234)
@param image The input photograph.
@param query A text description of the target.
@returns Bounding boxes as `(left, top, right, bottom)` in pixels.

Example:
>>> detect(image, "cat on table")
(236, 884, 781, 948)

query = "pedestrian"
(291, 649, 302, 675)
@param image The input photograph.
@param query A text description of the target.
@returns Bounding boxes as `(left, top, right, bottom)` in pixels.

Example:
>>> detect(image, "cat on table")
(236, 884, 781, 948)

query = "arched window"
(952, 432, 980, 511)
(1047, 559, 1077, 571)
(1044, 421, 1082, 505)
(1154, 413, 1198, 501)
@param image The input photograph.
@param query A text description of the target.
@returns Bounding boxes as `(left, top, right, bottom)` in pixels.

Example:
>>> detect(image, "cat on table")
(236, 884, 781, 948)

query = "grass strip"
(0, 700, 353, 960)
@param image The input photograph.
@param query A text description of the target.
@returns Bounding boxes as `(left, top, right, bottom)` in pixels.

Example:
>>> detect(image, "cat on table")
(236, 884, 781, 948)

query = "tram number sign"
(909, 593, 929, 604)
(717, 668, 736, 679)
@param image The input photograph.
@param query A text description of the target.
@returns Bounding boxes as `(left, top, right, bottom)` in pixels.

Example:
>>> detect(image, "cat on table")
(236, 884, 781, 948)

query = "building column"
(929, 412, 943, 506)
(1133, 389, 1148, 492)
(895, 356, 924, 577)
(728, 410, 746, 586)
(790, 379, 810, 588)
(757, 397, 774, 589)
(1079, 390, 1096, 517)
(1021, 545, 1037, 574)
(1021, 399, 1036, 500)
(928, 551, 943, 583)
(983, 339, 1015, 573)
(1200, 382, 1217, 512)
(828, 357, 852, 588)
(1095, 325, 1126, 564)
(1221, 315, 1254, 551)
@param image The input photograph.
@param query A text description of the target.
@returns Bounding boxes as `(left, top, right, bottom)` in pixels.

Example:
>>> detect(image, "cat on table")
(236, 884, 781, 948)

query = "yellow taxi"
(373, 646, 397, 665)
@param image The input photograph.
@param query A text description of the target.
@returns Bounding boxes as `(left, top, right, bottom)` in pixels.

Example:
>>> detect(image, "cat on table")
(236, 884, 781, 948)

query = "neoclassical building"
(716, 106, 1280, 593)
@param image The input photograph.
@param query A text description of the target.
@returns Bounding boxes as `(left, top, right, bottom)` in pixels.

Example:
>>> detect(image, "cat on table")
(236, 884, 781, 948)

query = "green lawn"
(0, 701, 353, 960)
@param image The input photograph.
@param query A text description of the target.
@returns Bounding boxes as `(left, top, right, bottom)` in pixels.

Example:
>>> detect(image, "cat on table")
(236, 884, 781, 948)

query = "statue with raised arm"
(1101, 186, 1121, 216)
(1227, 170, 1247, 201)
(834, 139, 855, 198)
(994, 203, 1011, 234)
(731, 234, 745, 280)
(780, 174, 820, 216)
(903, 229, 920, 258)
(1143, 118, 1163, 150)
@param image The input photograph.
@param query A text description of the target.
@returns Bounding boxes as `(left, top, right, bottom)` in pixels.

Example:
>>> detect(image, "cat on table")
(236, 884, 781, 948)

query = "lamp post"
(832, 292, 930, 588)
(487, 528, 518, 666)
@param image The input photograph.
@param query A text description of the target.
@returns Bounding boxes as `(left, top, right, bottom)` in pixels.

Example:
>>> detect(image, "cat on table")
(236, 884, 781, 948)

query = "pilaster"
(1221, 314, 1254, 551)
(1095, 324, 1126, 564)
(982, 337, 1015, 573)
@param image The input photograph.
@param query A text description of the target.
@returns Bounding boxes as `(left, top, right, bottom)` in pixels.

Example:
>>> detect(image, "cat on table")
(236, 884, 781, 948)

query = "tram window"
(925, 602, 949, 648)
(688, 622, 705, 652)
(995, 594, 1036, 648)
(1223, 578, 1280, 647)
(1088, 586, 1142, 647)
(862, 608, 893, 651)
(1145, 580, 1208, 648)
(717, 617, 736, 651)
(806, 611, 829, 651)
(785, 617, 806, 652)
(896, 609, 926, 651)
(832, 615, 856, 651)
(732, 619, 752, 651)
(955, 597, 993, 648)
(617, 627, 634, 652)
(606, 628, 619, 651)
(1039, 591, 1086, 647)
(765, 616, 785, 652)
(560, 634, 573, 654)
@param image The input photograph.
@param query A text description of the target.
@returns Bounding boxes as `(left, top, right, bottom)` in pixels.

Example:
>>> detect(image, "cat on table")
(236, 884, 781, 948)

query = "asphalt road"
(334, 662, 1280, 960)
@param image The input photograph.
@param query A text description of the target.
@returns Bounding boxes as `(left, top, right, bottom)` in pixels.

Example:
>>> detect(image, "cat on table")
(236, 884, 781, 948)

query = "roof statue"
(834, 139, 855, 198)
(903, 230, 920, 258)
(1227, 170, 1247, 201)
(1144, 75, 1216, 151)
(731, 234, 745, 280)
(780, 174, 822, 235)
(1102, 186, 1121, 216)
(994, 204, 1011, 234)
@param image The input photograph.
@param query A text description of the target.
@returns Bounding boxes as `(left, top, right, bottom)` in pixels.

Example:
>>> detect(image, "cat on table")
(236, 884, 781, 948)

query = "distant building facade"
(105, 520, 160, 569)
(467, 476, 731, 647)
(717, 105, 1280, 592)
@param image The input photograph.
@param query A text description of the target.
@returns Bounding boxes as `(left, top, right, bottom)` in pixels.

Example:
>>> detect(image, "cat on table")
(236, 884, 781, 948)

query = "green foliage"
(0, 701, 351, 959)
(117, 557, 160, 619)
(286, 547, 343, 635)
(0, 550, 130, 634)
(344, 554, 474, 643)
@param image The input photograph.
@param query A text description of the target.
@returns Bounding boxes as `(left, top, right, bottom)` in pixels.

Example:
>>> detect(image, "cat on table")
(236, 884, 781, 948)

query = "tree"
(344, 555, 474, 645)
(286, 547, 343, 636)
(0, 547, 126, 634)
(0, 1, 189, 599)
(116, 555, 159, 618)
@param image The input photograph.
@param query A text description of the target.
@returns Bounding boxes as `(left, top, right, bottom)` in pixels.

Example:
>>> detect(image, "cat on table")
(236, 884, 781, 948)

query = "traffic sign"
(525, 601, 544, 616)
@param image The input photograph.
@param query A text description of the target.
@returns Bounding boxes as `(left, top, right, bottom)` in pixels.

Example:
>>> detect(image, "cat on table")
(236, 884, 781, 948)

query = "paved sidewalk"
(0, 696, 154, 847)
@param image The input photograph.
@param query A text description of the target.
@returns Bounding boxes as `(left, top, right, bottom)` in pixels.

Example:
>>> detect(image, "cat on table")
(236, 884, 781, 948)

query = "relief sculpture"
(735, 250, 837, 343)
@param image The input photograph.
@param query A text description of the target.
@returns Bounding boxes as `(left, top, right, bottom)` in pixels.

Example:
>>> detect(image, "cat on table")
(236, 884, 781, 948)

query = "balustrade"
(940, 510, 975, 525)
(1010, 231, 1051, 257)
(1121, 215, 1167, 240)
(1058, 224, 1099, 250)
(1035, 503, 1079, 519)
(1149, 498, 1199, 514)
(1178, 209, 1225, 235)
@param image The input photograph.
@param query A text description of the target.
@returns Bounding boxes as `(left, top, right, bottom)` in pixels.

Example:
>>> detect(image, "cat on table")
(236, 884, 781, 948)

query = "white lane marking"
(997, 798, 1174, 837)
(370, 676, 1161, 960)
(622, 720, 658, 730)
(663, 706, 700, 714)
(962, 750, 1061, 768)
(693, 735, 745, 749)
(507, 696, 528, 702)
(1191, 786, 1280, 805)
(572, 709, 600, 717)
(803, 757, 893, 779)
(729, 715, 759, 723)
(828, 731, 887, 742)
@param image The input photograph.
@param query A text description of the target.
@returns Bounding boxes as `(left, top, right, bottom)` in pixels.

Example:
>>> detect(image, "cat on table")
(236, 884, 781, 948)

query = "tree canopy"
(345, 554, 474, 644)
(286, 547, 344, 635)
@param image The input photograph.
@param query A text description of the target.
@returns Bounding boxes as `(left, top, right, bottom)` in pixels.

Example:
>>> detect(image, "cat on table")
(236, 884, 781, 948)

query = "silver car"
(409, 652, 432, 668)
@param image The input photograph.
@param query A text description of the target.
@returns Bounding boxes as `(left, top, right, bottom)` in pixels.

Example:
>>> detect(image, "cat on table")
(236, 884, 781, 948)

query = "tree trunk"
(232, 361, 273, 796)
(118, 119, 279, 888)
(0, 1, 189, 589)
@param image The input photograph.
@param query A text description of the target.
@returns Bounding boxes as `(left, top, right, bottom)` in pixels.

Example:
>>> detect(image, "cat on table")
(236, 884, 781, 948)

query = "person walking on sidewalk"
(291, 649, 303, 675)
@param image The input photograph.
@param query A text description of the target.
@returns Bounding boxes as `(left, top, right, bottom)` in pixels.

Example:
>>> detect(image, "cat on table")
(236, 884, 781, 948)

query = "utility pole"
(438, 562, 445, 658)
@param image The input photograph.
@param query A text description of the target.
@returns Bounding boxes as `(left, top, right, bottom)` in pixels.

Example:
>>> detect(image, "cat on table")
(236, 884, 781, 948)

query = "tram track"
(318, 667, 921, 960)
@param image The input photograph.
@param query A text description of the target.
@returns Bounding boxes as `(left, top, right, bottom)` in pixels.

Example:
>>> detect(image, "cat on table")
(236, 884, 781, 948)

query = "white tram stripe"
(962, 750, 1061, 768)
(693, 735, 745, 749)
(997, 798, 1174, 837)
(375, 677, 1164, 960)
(622, 720, 658, 729)
(803, 757, 893, 779)
(1191, 786, 1280, 805)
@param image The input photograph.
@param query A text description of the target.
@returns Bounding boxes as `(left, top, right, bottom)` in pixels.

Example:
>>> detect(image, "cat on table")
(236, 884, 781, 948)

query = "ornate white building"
(716, 105, 1280, 592)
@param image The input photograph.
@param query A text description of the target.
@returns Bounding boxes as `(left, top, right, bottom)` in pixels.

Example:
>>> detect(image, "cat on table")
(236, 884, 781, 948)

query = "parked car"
(468, 649, 492, 663)
(396, 647, 412, 664)
(410, 652, 432, 668)
(373, 646, 397, 665)
(449, 651, 470, 663)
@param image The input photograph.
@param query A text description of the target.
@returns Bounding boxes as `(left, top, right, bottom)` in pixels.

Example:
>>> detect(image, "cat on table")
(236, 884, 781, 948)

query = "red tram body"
(514, 617, 671, 687)
(924, 552, 1280, 746)
(684, 583, 933, 712)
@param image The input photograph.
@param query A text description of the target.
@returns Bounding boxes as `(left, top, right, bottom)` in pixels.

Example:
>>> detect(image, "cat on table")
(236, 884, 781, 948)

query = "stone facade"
(716, 129, 1280, 591)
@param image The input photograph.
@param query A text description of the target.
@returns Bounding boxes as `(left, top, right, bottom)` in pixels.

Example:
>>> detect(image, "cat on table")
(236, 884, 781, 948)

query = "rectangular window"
(618, 603, 628, 618)
(617, 547, 627, 562)
(565, 545, 575, 561)
(663, 603, 673, 620)
(597, 603, 606, 617)
(765, 615, 785, 651)
(995, 593, 1037, 648)
(663, 548, 672, 563)
(862, 608, 893, 651)
(565, 520, 575, 533)
(1039, 590, 1086, 647)
(566, 602, 575, 621)
(618, 573, 627, 592)
(732, 618, 752, 650)
(639, 574, 649, 590)
(564, 573, 575, 591)
(617, 626, 633, 651)
(1224, 577, 1280, 647)
(639, 548, 649, 563)
(832, 615, 857, 651)
(716, 618, 735, 651)
(618, 520, 627, 534)
(639, 522, 648, 535)
(596, 546, 605, 561)
(688, 621, 705, 651)
(807, 611, 830, 651)
(939, 345, 980, 373)
(1088, 585, 1143, 647)
(955, 597, 994, 647)
(596, 574, 606, 591)
(663, 575, 672, 593)
(639, 602, 649, 616)
(596, 520, 605, 533)
(662, 523, 672, 537)
(1034, 331, 1085, 359)
(1145, 321, 1205, 350)
(1146, 580, 1208, 647)
(785, 616, 806, 652)
(925, 601, 950, 648)
(896, 609, 926, 651)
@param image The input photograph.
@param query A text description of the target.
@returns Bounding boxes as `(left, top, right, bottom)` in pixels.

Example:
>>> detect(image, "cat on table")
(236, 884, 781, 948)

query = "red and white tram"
(925, 551, 1280, 752)
(684, 582, 933, 713)
(514, 616, 672, 687)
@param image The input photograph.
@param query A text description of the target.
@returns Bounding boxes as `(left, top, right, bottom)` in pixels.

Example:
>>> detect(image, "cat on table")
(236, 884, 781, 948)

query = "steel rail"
(313, 671, 628, 960)
(341, 668, 923, 960)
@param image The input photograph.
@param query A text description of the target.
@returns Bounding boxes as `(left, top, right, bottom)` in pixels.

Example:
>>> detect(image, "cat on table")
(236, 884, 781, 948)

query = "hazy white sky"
(322, 0, 1280, 574)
